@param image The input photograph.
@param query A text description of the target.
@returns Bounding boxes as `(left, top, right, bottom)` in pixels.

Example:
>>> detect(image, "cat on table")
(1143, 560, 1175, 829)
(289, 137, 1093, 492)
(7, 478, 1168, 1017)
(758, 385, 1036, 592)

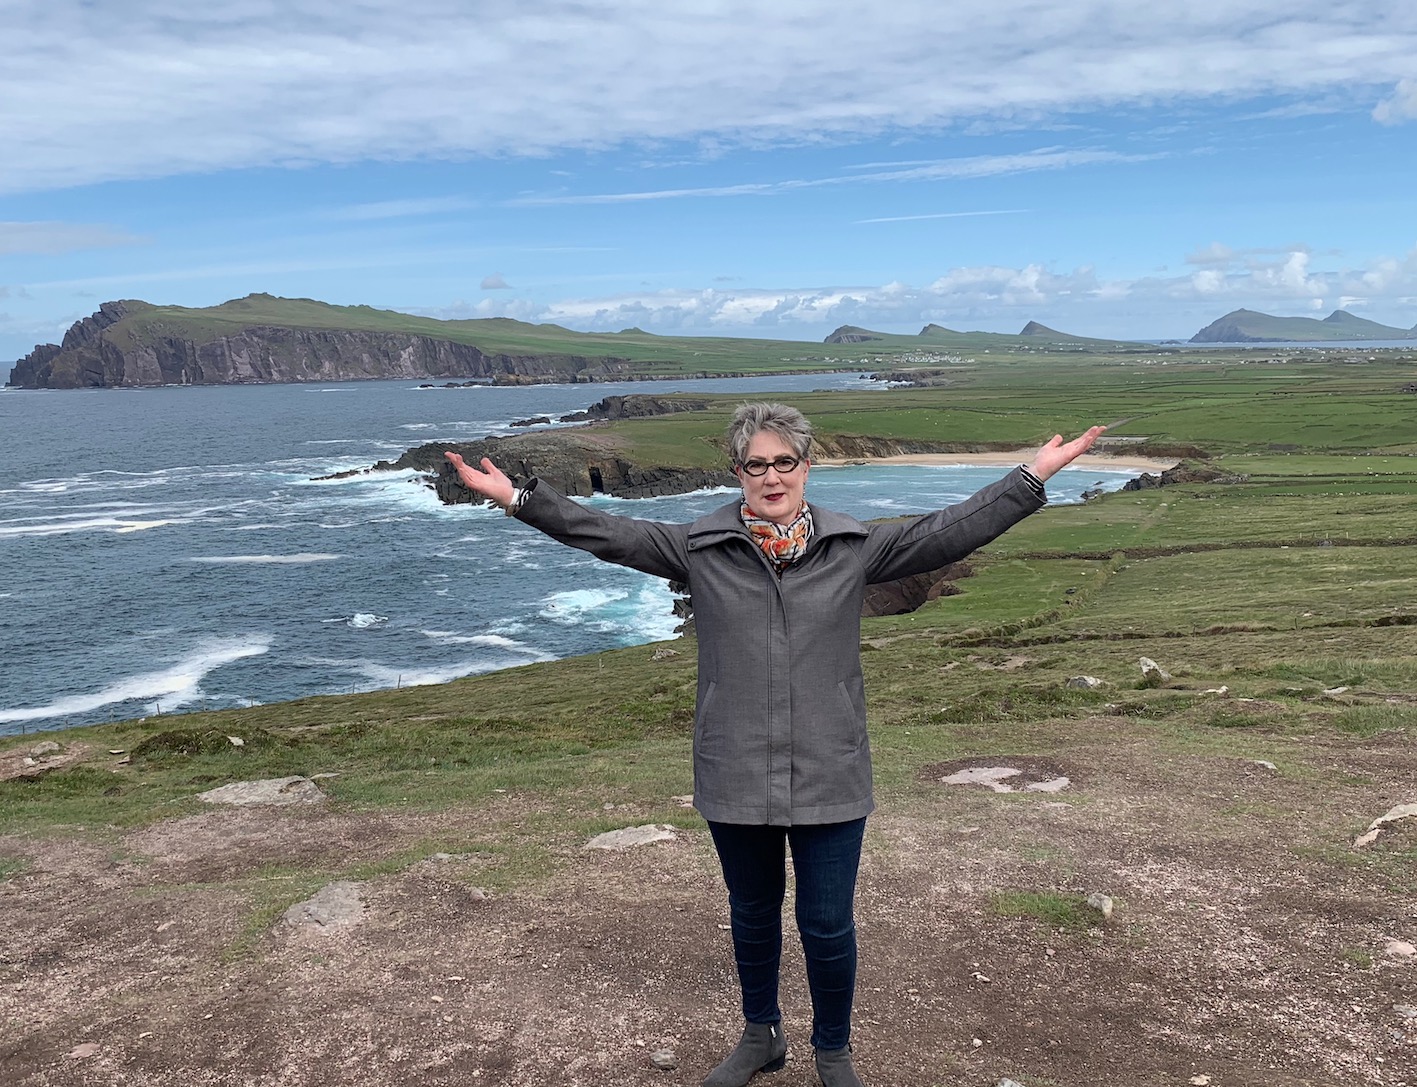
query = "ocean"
(0, 374, 1137, 735)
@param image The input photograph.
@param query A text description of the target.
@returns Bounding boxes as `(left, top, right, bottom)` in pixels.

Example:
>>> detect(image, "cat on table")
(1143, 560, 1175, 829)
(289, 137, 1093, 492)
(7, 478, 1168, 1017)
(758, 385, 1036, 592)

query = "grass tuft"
(990, 890, 1104, 931)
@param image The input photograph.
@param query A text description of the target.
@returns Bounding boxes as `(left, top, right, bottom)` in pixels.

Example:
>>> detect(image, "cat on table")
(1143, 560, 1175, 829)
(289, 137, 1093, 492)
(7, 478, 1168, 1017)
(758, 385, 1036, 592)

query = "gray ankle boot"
(702, 1021, 788, 1087)
(814, 1044, 864, 1087)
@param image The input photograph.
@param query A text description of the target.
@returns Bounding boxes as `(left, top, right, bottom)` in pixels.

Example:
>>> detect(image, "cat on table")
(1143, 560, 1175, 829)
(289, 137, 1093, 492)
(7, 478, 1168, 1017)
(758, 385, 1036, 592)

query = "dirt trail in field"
(2, 718, 1415, 1087)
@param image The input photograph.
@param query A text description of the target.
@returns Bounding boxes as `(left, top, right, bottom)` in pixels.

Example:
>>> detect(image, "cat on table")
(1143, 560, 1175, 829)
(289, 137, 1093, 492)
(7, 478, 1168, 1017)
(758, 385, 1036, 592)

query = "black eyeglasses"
(736, 455, 804, 477)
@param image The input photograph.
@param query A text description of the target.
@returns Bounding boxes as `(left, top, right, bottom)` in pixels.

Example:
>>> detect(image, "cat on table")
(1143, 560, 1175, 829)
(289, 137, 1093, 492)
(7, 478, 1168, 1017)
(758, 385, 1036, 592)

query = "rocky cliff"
(363, 431, 736, 502)
(7, 304, 639, 388)
(824, 325, 885, 344)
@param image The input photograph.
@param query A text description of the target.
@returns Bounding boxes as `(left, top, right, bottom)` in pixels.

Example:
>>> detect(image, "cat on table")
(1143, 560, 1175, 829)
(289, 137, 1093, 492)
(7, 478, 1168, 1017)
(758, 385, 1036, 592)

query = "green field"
(561, 345, 1417, 463)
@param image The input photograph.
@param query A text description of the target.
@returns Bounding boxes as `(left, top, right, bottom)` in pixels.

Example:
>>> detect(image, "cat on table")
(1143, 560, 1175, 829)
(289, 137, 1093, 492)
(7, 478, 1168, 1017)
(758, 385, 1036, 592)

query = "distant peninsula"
(12, 295, 1416, 389)
(5, 294, 1156, 390)
(6, 296, 654, 390)
(1190, 308, 1417, 343)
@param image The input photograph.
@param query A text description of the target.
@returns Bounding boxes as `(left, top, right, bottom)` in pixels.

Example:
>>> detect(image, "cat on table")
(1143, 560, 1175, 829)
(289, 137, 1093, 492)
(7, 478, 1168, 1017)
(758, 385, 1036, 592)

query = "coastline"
(814, 449, 1181, 473)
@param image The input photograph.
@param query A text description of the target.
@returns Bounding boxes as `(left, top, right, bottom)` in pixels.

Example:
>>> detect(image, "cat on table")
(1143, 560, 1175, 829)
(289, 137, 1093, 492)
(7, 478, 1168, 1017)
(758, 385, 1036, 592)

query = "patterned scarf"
(741, 501, 814, 567)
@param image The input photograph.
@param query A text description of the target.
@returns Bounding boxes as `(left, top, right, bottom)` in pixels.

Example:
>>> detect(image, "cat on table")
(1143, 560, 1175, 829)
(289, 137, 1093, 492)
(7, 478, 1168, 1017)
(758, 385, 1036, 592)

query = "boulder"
(283, 881, 366, 930)
(198, 776, 327, 806)
(1138, 657, 1171, 687)
(584, 825, 677, 851)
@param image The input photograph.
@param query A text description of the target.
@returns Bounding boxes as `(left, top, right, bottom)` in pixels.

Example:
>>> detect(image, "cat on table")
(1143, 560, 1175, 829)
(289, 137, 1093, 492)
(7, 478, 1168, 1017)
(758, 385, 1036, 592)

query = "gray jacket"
(515, 467, 1046, 825)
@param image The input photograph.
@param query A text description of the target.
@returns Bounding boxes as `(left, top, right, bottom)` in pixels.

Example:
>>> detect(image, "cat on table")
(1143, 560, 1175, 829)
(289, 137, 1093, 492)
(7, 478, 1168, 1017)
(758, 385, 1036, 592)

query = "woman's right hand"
(444, 451, 516, 507)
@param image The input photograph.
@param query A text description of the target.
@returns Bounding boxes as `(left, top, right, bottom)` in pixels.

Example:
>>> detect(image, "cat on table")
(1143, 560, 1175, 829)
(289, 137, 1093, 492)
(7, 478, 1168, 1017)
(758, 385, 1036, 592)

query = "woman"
(445, 403, 1103, 1087)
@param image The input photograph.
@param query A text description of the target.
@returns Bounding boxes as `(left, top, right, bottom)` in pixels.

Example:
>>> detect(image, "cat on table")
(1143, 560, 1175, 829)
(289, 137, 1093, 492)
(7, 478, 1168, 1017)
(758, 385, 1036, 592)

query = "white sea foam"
(347, 613, 388, 629)
(17, 479, 71, 493)
(190, 553, 343, 564)
(538, 587, 628, 623)
(326, 658, 519, 690)
(588, 485, 737, 505)
(626, 581, 683, 642)
(0, 636, 272, 725)
(419, 629, 545, 654)
(0, 517, 183, 538)
(298, 467, 423, 488)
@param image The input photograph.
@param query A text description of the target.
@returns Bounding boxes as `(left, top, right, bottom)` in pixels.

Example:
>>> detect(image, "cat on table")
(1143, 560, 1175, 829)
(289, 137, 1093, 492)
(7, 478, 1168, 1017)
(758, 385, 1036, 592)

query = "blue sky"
(2, 1, 1415, 361)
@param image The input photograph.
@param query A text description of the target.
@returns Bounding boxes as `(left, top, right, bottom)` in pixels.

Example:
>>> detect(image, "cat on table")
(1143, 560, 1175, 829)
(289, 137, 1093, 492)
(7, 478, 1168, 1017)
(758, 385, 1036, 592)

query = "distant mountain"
(826, 322, 1140, 349)
(1190, 308, 1417, 343)
(823, 325, 886, 344)
(1015, 320, 1122, 344)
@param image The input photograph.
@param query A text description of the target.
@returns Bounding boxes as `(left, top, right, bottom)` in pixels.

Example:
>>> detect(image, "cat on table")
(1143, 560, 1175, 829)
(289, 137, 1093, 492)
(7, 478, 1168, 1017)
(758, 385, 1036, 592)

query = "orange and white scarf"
(741, 501, 813, 567)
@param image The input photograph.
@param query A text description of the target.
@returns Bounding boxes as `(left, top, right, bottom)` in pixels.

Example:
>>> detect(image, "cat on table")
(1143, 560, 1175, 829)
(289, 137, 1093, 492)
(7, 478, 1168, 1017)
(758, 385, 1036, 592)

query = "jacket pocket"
(829, 676, 867, 756)
(694, 680, 719, 746)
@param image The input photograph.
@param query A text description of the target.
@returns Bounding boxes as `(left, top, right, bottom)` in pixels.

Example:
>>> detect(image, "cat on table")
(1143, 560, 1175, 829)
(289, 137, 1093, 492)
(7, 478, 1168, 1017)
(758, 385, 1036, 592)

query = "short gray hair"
(726, 402, 813, 465)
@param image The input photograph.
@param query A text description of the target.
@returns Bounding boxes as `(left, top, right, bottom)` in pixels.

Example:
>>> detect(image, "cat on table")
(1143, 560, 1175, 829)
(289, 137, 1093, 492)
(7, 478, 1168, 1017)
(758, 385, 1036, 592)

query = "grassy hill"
(1191, 307, 1417, 343)
(103, 294, 851, 373)
(824, 320, 1141, 351)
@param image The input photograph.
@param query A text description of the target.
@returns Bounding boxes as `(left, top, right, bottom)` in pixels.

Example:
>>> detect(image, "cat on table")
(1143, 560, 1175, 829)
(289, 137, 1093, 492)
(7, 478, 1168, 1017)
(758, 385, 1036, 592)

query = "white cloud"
(513, 150, 1157, 206)
(1373, 79, 1417, 124)
(1186, 243, 1236, 266)
(323, 196, 475, 221)
(0, 221, 143, 255)
(480, 273, 511, 290)
(2, 1, 1414, 194)
(423, 244, 1417, 339)
(1191, 269, 1227, 294)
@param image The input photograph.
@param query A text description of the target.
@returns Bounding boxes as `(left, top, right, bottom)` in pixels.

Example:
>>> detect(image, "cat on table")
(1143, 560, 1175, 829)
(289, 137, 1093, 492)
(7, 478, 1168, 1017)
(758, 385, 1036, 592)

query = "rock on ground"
(585, 825, 677, 851)
(197, 776, 327, 806)
(283, 881, 367, 930)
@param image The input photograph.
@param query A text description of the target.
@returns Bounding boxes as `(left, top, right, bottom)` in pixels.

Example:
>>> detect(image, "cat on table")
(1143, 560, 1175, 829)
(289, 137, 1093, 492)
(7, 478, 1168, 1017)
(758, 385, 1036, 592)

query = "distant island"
(8, 295, 1417, 389)
(1190, 308, 1417, 343)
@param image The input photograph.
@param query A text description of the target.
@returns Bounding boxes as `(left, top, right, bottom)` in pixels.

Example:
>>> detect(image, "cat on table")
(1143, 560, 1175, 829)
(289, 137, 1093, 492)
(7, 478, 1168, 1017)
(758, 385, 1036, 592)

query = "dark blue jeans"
(708, 818, 866, 1052)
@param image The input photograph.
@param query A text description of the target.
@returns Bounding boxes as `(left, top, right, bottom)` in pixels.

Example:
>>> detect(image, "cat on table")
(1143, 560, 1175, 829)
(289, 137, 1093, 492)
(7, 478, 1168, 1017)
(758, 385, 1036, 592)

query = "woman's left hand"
(1031, 425, 1107, 481)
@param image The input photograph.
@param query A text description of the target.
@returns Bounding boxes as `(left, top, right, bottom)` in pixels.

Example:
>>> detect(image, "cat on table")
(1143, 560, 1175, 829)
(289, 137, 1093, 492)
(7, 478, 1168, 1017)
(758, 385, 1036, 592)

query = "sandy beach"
(815, 448, 1180, 473)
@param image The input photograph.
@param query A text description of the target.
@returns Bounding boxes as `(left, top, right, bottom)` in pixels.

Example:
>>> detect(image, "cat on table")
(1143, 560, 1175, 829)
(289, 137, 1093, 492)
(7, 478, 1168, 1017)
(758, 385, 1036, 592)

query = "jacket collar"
(686, 499, 868, 551)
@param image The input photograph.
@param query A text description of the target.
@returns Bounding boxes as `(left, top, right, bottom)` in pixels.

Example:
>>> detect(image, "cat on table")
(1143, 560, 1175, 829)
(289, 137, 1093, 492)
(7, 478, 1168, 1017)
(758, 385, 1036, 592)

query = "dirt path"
(2, 719, 1414, 1087)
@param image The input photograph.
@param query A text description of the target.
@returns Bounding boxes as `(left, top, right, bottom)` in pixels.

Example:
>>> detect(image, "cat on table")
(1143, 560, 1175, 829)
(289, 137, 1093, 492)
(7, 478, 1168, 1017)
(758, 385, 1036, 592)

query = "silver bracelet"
(504, 486, 528, 517)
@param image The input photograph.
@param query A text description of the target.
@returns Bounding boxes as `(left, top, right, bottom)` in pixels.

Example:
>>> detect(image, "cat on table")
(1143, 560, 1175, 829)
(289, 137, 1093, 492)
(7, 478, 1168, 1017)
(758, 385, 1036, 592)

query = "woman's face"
(736, 430, 810, 525)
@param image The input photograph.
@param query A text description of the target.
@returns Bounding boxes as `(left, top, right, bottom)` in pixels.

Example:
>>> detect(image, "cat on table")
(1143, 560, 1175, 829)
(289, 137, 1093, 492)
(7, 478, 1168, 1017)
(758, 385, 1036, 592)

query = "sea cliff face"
(380, 433, 736, 502)
(6, 305, 638, 388)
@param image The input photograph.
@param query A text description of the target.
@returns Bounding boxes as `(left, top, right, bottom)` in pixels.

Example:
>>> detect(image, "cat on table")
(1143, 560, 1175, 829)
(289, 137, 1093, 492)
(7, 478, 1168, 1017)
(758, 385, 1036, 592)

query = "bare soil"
(2, 716, 1414, 1087)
